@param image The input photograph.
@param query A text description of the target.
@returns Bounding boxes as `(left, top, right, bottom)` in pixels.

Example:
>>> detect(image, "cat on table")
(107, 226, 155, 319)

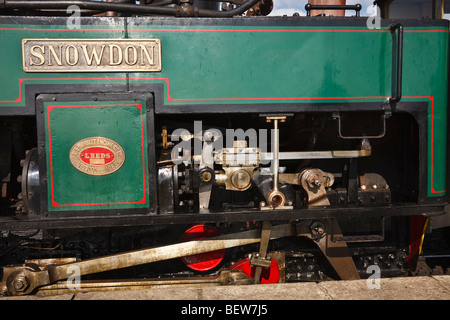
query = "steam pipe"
(1, 0, 261, 17)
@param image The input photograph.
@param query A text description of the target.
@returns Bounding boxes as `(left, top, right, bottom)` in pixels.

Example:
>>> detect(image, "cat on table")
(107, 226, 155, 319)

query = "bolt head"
(309, 221, 326, 239)
(13, 279, 25, 290)
(307, 174, 321, 188)
(12, 275, 29, 292)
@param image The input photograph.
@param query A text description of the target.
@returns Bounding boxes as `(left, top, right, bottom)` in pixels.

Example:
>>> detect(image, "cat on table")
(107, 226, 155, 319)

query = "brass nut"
(201, 171, 212, 182)
(12, 275, 29, 292)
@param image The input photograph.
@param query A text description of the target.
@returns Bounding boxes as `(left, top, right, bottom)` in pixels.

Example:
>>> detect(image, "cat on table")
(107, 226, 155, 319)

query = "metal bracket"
(252, 221, 272, 284)
(296, 219, 360, 280)
(333, 112, 387, 140)
(300, 168, 332, 207)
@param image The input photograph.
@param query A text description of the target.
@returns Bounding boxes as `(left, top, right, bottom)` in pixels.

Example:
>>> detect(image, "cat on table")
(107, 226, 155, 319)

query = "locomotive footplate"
(0, 203, 444, 231)
(0, 219, 358, 296)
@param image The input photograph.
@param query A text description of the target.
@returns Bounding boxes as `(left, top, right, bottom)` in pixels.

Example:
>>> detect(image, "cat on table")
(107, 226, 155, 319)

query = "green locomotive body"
(0, 0, 449, 295)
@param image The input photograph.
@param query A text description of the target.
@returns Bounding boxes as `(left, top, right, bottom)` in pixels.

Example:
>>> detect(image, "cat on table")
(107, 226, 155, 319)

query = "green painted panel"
(44, 100, 149, 211)
(127, 26, 392, 102)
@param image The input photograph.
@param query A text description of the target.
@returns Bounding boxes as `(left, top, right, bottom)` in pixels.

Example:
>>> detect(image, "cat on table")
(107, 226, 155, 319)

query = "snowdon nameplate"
(22, 39, 161, 72)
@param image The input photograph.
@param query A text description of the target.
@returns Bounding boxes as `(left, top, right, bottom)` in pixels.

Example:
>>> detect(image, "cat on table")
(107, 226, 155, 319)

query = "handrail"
(305, 3, 362, 17)
(389, 24, 404, 104)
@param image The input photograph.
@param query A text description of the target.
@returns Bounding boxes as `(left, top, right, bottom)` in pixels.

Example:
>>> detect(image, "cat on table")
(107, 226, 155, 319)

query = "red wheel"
(180, 224, 226, 271)
(229, 257, 280, 284)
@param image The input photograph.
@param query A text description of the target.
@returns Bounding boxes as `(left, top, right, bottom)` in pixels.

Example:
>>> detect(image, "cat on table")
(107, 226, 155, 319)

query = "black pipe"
(2, 0, 260, 17)
(3, 0, 176, 15)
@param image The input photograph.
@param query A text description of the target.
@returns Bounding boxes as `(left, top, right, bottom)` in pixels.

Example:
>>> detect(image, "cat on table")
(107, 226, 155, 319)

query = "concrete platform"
(2, 275, 450, 300)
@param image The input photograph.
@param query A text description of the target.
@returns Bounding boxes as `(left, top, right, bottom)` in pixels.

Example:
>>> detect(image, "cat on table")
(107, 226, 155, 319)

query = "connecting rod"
(1, 223, 295, 295)
(1, 219, 359, 296)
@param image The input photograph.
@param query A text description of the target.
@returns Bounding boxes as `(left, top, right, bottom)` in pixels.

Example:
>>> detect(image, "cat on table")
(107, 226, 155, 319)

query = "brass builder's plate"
(22, 39, 161, 72)
(69, 137, 125, 176)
